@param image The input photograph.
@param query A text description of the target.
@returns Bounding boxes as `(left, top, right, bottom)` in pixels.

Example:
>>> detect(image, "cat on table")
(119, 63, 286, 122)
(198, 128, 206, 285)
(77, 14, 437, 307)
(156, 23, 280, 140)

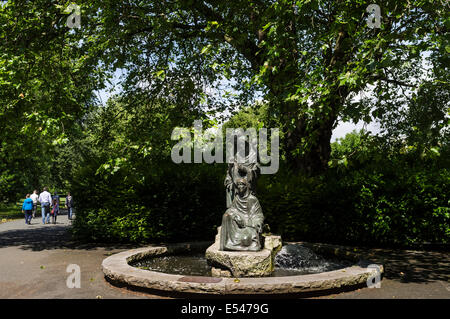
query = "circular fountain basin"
(102, 241, 383, 295)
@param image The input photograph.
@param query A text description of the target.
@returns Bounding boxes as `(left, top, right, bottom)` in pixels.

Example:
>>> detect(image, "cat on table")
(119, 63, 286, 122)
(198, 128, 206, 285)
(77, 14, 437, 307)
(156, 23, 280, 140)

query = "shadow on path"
(366, 248, 450, 284)
(0, 213, 139, 252)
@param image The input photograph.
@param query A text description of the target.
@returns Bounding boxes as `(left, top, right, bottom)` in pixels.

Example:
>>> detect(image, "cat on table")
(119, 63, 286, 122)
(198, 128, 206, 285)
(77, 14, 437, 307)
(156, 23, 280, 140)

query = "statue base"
(205, 227, 282, 277)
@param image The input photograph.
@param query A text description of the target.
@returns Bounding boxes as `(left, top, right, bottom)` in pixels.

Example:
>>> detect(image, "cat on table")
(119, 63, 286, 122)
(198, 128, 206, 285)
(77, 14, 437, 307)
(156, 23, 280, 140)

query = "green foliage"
(41, 0, 448, 172)
(222, 103, 270, 131)
(71, 161, 225, 243)
(69, 98, 226, 243)
(0, 0, 106, 201)
(0, 202, 23, 219)
(259, 132, 450, 246)
(376, 81, 450, 152)
(71, 122, 449, 247)
(1, 1, 448, 248)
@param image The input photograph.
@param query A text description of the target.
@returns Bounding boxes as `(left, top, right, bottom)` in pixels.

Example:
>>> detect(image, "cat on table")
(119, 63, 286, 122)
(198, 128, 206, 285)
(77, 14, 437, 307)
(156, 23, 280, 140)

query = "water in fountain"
(133, 253, 211, 276)
(131, 243, 352, 277)
(274, 244, 352, 274)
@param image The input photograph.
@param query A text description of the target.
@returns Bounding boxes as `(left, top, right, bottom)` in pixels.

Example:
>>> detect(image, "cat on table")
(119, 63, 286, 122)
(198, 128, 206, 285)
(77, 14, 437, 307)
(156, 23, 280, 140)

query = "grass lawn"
(0, 197, 66, 222)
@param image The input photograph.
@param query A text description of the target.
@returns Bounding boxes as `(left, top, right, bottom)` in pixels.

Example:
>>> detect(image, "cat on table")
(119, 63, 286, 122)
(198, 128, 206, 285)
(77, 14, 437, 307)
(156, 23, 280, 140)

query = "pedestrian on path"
(30, 190, 38, 218)
(50, 198, 59, 224)
(65, 192, 74, 220)
(39, 187, 52, 224)
(22, 194, 33, 225)
(52, 192, 60, 207)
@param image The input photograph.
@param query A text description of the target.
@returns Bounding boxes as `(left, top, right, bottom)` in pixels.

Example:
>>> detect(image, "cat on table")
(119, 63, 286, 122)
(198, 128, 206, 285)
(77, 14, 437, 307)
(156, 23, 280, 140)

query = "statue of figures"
(220, 178, 264, 251)
(224, 136, 260, 208)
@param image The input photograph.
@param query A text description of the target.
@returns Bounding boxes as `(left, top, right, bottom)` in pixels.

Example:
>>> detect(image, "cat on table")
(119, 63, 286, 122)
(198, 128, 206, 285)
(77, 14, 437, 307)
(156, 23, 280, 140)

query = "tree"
(2, 1, 448, 177)
(0, 0, 107, 199)
(75, 0, 448, 174)
(376, 81, 449, 154)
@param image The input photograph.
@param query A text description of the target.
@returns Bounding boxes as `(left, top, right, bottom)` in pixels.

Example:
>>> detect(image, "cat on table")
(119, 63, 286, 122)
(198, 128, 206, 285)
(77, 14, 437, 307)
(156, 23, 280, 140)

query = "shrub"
(259, 134, 450, 247)
(71, 131, 449, 247)
(71, 160, 225, 243)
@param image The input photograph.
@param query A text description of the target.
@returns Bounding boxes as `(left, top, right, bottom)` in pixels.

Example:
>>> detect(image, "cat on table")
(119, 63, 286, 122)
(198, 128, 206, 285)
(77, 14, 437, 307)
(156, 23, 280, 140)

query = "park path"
(322, 246, 450, 299)
(0, 212, 448, 299)
(0, 212, 156, 299)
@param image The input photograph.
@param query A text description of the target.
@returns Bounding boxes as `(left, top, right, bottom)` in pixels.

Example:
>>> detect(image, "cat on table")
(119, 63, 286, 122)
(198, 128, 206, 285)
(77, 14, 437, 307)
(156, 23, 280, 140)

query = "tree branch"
(191, 1, 263, 70)
(372, 75, 418, 88)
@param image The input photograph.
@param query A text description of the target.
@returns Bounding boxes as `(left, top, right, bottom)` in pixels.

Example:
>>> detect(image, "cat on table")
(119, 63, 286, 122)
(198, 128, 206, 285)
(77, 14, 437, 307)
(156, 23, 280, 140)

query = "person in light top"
(30, 190, 38, 218)
(39, 187, 52, 224)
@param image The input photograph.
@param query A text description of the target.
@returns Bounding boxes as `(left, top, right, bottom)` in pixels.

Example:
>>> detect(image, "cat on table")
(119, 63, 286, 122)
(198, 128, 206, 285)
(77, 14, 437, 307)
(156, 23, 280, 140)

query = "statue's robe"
(220, 193, 264, 251)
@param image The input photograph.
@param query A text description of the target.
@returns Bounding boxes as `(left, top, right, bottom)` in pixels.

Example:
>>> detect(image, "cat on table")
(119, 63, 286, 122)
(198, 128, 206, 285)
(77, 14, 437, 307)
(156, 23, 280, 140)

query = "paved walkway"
(321, 246, 450, 299)
(0, 213, 153, 299)
(0, 214, 448, 299)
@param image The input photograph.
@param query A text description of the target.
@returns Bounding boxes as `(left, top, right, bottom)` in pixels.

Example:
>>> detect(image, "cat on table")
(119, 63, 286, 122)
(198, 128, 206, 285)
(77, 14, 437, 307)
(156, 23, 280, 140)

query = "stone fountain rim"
(102, 241, 384, 295)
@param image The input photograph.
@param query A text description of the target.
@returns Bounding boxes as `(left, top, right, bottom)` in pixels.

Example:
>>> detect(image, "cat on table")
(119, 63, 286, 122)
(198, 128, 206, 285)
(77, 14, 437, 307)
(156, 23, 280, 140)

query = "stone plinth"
(205, 227, 282, 277)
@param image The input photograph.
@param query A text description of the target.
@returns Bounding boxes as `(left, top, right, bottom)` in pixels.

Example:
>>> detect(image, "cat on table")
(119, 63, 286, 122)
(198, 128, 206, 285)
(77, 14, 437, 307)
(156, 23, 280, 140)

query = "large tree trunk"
(283, 110, 336, 175)
(264, 20, 349, 175)
(266, 83, 337, 175)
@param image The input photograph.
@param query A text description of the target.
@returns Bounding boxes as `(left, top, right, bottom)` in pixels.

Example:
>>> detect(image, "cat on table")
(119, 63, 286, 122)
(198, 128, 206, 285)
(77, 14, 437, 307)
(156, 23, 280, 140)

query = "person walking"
(39, 187, 52, 224)
(50, 198, 59, 224)
(52, 192, 60, 207)
(65, 192, 74, 220)
(21, 194, 33, 225)
(30, 190, 39, 218)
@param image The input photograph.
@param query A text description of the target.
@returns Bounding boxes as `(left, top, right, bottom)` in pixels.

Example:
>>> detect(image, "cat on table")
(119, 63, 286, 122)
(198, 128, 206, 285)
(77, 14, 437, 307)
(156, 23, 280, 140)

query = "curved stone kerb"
(102, 244, 383, 295)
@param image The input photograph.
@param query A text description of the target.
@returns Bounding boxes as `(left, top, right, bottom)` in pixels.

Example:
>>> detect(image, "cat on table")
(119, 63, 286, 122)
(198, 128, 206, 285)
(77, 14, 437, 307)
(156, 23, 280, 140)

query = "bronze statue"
(220, 178, 264, 251)
(224, 136, 260, 208)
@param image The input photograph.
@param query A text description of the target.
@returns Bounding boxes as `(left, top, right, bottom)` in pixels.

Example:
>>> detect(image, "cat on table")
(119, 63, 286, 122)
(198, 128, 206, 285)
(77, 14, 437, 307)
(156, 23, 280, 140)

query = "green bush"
(259, 134, 450, 247)
(71, 160, 226, 243)
(71, 129, 449, 247)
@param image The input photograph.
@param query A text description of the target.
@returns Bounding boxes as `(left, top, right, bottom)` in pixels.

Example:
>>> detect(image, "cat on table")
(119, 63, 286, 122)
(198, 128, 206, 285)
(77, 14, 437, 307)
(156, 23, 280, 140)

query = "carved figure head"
(236, 178, 249, 196)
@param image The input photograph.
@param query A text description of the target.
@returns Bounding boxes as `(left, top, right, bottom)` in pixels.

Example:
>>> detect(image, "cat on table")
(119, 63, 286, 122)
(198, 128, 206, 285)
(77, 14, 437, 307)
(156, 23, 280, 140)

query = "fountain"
(102, 136, 383, 295)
